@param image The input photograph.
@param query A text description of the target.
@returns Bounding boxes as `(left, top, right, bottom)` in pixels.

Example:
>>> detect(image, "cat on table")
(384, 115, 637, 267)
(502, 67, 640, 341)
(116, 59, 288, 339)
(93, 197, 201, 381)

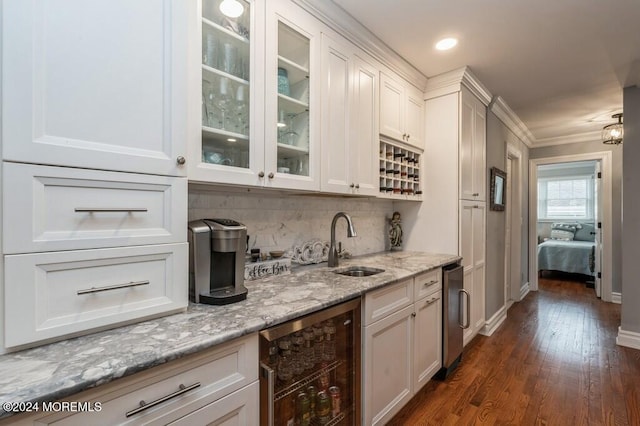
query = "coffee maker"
(188, 219, 248, 305)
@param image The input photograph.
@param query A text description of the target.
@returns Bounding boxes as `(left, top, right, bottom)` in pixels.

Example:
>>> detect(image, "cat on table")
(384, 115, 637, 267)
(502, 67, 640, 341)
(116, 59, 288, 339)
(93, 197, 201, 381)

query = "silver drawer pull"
(125, 382, 201, 418)
(422, 279, 438, 287)
(75, 208, 148, 213)
(77, 280, 150, 295)
(426, 296, 440, 306)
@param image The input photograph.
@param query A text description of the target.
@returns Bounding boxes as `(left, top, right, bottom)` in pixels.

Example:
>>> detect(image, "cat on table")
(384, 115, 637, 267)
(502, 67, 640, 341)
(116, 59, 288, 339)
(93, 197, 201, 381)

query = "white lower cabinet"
(4, 334, 259, 426)
(413, 288, 442, 391)
(363, 304, 414, 426)
(362, 269, 442, 425)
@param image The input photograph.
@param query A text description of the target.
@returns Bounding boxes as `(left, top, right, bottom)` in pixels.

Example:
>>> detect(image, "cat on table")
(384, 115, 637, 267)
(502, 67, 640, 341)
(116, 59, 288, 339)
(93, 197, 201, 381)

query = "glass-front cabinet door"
(264, 1, 320, 191)
(190, 0, 265, 185)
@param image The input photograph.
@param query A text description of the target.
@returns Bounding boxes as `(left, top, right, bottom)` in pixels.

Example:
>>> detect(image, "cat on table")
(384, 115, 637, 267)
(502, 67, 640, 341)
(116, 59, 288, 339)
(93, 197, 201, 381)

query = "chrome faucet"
(329, 212, 357, 267)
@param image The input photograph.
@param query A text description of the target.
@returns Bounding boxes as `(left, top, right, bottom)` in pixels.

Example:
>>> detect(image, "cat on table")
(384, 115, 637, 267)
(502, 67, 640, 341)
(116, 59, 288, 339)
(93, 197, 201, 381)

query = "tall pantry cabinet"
(414, 67, 491, 346)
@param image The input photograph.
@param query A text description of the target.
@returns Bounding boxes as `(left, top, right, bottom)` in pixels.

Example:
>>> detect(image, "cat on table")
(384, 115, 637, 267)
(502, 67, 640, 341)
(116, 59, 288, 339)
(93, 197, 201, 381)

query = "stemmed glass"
(214, 77, 232, 130)
(232, 85, 249, 135)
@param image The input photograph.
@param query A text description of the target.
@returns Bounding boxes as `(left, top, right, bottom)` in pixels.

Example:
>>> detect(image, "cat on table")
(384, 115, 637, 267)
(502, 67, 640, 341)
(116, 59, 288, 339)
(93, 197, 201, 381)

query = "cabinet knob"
(473, 193, 479, 197)
(258, 171, 265, 178)
(268, 172, 274, 179)
(350, 183, 355, 188)
(406, 134, 411, 140)
(355, 183, 360, 189)
(176, 156, 186, 165)
(402, 133, 407, 140)
(411, 312, 416, 318)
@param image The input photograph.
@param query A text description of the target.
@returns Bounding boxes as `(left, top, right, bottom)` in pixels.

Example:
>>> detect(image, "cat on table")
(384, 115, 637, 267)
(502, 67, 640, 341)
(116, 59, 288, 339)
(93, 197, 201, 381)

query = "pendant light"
(602, 113, 623, 145)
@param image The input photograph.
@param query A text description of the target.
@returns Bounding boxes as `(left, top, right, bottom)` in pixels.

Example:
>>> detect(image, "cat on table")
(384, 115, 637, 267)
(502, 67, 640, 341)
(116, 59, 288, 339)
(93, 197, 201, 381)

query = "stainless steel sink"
(333, 266, 385, 277)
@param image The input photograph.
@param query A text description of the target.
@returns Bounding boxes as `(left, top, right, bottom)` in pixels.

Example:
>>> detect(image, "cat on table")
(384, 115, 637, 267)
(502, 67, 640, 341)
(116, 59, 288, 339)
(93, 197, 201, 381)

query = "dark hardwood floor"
(389, 275, 640, 425)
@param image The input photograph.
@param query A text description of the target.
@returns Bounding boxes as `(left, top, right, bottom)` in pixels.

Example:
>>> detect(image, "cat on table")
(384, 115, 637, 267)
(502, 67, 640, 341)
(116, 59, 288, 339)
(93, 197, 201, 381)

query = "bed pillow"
(549, 222, 580, 241)
(574, 223, 596, 241)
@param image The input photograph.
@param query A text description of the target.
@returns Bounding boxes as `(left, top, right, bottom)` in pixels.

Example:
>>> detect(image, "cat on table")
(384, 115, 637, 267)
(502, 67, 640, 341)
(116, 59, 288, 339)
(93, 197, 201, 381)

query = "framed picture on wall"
(490, 167, 506, 211)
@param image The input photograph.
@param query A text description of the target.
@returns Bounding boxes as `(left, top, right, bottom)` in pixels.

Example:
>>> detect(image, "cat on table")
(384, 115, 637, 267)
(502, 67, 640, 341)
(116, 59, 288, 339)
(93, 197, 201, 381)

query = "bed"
(537, 239, 595, 276)
(537, 222, 596, 277)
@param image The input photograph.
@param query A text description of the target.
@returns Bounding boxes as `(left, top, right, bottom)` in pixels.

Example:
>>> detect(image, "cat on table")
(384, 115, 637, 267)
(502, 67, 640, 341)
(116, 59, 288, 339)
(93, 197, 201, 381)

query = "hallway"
(390, 277, 640, 425)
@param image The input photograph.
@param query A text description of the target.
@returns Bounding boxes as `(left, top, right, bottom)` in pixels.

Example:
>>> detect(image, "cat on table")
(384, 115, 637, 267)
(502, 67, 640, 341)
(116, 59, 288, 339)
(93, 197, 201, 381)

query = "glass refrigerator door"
(260, 298, 361, 426)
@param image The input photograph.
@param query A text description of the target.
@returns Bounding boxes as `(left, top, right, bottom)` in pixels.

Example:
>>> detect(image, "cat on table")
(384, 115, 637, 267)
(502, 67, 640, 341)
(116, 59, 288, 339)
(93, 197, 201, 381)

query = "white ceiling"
(332, 0, 640, 146)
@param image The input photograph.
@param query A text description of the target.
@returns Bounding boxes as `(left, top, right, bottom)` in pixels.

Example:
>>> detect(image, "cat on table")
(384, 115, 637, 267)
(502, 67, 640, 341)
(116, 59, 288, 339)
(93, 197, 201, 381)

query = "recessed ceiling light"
(435, 37, 458, 51)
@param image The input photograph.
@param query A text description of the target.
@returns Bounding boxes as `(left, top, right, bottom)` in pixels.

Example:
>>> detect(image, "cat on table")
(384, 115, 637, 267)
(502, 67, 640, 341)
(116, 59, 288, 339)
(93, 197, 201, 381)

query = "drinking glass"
(222, 42, 238, 76)
(202, 32, 219, 69)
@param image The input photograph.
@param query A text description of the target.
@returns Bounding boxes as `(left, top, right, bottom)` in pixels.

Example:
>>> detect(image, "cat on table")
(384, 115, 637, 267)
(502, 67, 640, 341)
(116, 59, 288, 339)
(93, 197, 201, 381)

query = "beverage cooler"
(259, 298, 361, 425)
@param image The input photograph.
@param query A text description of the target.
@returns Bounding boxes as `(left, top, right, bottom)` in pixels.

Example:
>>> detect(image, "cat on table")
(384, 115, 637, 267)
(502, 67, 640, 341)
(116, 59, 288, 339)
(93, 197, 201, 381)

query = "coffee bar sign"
(244, 258, 291, 280)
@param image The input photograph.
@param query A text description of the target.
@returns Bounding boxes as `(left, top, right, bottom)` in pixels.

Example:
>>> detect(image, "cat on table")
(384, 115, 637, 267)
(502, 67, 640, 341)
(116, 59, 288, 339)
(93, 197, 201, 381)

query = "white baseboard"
(611, 292, 622, 304)
(479, 306, 507, 337)
(520, 282, 530, 300)
(616, 327, 640, 350)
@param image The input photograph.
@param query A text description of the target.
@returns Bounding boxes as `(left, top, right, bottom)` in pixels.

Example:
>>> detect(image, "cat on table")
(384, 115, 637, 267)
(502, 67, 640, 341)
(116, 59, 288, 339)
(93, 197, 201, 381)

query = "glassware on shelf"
(221, 42, 238, 76)
(202, 31, 219, 68)
(231, 85, 248, 135)
(278, 67, 290, 96)
(278, 112, 299, 146)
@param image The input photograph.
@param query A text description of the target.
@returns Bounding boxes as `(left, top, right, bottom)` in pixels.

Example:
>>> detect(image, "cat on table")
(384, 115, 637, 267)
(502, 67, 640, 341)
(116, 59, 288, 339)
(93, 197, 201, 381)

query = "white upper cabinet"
(2, 0, 188, 176)
(189, 0, 321, 191)
(459, 86, 487, 201)
(380, 72, 424, 149)
(265, 2, 321, 191)
(320, 33, 379, 196)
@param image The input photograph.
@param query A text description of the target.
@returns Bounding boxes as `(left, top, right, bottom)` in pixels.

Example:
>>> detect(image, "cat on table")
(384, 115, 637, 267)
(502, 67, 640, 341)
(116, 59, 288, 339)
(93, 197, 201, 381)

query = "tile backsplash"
(189, 187, 395, 257)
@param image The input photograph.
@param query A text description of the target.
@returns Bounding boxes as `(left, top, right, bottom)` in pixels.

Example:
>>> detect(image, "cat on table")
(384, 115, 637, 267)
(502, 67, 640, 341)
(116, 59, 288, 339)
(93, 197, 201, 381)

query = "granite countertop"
(0, 251, 459, 418)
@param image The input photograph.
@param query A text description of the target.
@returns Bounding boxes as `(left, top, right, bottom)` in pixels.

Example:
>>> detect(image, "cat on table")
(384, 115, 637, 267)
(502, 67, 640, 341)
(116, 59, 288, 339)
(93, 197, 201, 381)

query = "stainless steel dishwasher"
(436, 262, 467, 379)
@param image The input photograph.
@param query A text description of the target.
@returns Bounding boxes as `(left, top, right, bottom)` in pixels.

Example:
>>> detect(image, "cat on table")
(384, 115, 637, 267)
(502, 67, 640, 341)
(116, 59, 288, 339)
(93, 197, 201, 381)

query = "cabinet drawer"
(3, 162, 187, 254)
(414, 268, 442, 300)
(4, 243, 188, 347)
(363, 278, 413, 326)
(31, 334, 258, 426)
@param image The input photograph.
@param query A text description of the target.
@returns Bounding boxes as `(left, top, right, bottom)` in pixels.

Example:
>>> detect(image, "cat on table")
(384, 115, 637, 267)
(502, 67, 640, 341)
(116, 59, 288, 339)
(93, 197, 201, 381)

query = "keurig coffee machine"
(188, 219, 248, 305)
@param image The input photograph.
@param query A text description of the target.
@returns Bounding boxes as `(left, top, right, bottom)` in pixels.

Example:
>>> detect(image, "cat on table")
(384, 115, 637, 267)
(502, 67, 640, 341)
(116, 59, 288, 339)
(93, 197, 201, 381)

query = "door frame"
(528, 151, 613, 302)
(505, 143, 523, 305)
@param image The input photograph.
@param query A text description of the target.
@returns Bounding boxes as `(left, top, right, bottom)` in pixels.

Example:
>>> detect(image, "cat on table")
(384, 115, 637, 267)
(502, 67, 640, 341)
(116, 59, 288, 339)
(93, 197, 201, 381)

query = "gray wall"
(530, 139, 623, 293)
(622, 85, 640, 333)
(486, 111, 530, 319)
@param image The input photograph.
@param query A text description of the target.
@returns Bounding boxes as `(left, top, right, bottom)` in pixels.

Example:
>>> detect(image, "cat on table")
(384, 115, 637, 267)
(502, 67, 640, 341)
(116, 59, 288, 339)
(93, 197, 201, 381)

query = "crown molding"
(293, 0, 427, 89)
(424, 66, 492, 105)
(489, 96, 534, 148)
(531, 129, 603, 148)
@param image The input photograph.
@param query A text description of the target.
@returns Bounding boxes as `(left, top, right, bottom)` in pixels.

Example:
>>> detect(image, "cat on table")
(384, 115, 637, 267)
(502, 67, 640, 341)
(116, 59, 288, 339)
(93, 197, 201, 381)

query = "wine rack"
(379, 140, 422, 200)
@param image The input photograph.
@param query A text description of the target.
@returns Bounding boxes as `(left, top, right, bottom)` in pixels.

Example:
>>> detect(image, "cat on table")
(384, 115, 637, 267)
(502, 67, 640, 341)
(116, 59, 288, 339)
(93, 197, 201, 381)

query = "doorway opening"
(529, 152, 613, 302)
(505, 144, 523, 308)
